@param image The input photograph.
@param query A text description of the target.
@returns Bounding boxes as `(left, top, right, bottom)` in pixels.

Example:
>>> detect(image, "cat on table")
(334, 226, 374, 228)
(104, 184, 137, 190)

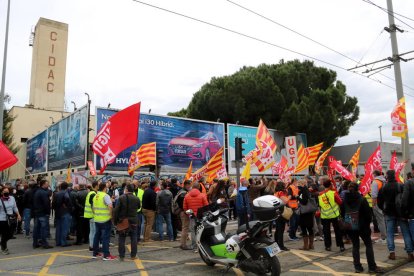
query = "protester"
(114, 183, 140, 261)
(133, 180, 144, 243)
(402, 175, 414, 261)
(287, 179, 300, 241)
(92, 183, 116, 261)
(247, 177, 267, 214)
(236, 180, 251, 227)
(53, 182, 73, 247)
(14, 182, 25, 235)
(226, 180, 237, 220)
(318, 178, 345, 252)
(297, 179, 315, 250)
(176, 180, 192, 250)
(183, 182, 208, 251)
(142, 181, 157, 242)
(274, 181, 289, 251)
(168, 178, 181, 241)
(32, 179, 53, 249)
(208, 179, 228, 203)
(156, 181, 174, 241)
(378, 170, 413, 261)
(84, 181, 98, 251)
(309, 177, 324, 241)
(342, 182, 384, 273)
(74, 184, 89, 245)
(370, 170, 387, 243)
(0, 187, 21, 254)
(22, 181, 37, 238)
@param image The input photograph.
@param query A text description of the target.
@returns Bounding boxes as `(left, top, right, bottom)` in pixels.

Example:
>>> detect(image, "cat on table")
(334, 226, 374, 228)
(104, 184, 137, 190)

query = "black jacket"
(113, 193, 140, 225)
(142, 188, 157, 211)
(298, 186, 311, 205)
(402, 180, 414, 219)
(378, 181, 400, 217)
(33, 188, 51, 217)
(52, 190, 73, 218)
(75, 189, 89, 217)
(341, 192, 371, 232)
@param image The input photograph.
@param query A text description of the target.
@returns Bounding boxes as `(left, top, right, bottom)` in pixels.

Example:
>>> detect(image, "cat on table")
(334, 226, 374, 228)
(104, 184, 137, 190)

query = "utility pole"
(386, 0, 411, 177)
(0, 0, 11, 141)
(378, 125, 383, 143)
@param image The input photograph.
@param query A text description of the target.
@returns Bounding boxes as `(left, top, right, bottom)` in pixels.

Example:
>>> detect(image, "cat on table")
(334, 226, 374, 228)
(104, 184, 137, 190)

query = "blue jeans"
(89, 219, 96, 248)
(93, 221, 112, 258)
(56, 213, 71, 246)
(156, 213, 173, 241)
(23, 208, 31, 236)
(385, 216, 413, 253)
(33, 216, 49, 247)
(289, 212, 299, 239)
(136, 213, 144, 241)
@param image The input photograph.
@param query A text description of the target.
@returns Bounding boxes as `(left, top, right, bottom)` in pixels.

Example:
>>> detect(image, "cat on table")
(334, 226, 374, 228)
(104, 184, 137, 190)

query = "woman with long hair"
(297, 179, 315, 250)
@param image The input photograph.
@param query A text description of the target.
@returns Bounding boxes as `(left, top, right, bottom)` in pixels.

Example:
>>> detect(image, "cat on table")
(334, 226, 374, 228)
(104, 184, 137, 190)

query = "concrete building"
(330, 141, 414, 175)
(29, 18, 68, 111)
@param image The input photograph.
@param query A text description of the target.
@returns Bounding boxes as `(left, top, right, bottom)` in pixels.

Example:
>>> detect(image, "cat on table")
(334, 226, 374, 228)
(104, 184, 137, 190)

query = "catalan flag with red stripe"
(294, 144, 309, 173)
(349, 146, 361, 176)
(391, 97, 408, 139)
(306, 142, 324, 166)
(205, 147, 225, 181)
(127, 142, 156, 176)
(315, 147, 332, 175)
(256, 119, 277, 154)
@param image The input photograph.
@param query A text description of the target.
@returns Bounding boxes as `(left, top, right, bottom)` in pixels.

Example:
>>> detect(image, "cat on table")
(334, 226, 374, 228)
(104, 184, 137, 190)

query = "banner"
(26, 130, 47, 174)
(285, 136, 298, 168)
(359, 146, 382, 196)
(96, 108, 225, 174)
(48, 105, 88, 171)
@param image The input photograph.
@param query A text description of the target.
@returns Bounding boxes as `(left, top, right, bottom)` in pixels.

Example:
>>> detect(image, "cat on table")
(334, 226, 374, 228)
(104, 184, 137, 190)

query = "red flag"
(359, 146, 382, 196)
(395, 160, 407, 183)
(87, 161, 97, 177)
(390, 151, 397, 170)
(0, 141, 18, 171)
(329, 157, 355, 181)
(92, 102, 141, 173)
(327, 156, 336, 184)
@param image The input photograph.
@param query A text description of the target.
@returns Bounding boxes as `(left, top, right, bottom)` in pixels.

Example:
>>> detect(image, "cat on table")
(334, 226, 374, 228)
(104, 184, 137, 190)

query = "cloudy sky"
(1, 0, 413, 146)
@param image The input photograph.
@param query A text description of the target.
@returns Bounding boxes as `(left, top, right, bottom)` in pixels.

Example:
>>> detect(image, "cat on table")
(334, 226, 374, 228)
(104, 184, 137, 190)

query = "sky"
(0, 0, 414, 146)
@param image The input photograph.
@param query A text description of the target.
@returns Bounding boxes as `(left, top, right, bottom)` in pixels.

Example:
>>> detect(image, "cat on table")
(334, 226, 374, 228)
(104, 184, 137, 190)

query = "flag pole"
(17, 159, 34, 178)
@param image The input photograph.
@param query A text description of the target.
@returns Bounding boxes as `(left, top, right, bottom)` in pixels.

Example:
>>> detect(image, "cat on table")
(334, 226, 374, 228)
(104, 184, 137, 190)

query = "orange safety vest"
(288, 185, 299, 209)
(199, 183, 207, 194)
(374, 179, 383, 191)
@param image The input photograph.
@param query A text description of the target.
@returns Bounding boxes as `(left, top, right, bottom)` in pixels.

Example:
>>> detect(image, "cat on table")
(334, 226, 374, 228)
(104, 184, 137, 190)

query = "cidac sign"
(285, 136, 297, 168)
(47, 31, 58, 92)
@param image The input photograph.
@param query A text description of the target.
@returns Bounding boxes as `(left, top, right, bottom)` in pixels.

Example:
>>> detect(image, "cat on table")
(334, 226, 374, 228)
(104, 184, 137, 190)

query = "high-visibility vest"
(318, 190, 340, 219)
(84, 191, 96, 219)
(92, 191, 111, 223)
(365, 179, 383, 207)
(288, 185, 299, 209)
(134, 188, 144, 212)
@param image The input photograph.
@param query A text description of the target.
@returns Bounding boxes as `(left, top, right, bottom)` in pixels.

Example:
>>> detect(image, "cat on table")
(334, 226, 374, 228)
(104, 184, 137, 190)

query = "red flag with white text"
(92, 102, 141, 173)
(329, 157, 355, 181)
(359, 146, 382, 196)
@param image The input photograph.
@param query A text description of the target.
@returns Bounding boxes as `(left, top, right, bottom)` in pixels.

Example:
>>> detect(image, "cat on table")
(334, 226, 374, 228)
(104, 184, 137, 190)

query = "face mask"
(3, 193, 10, 198)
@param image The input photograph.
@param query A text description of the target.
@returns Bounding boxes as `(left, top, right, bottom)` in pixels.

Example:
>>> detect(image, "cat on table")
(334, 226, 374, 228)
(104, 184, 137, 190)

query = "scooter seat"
(237, 221, 259, 234)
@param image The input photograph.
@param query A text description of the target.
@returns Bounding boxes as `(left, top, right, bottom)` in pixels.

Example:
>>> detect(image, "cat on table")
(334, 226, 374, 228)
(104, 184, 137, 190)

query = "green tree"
(176, 60, 359, 146)
(2, 94, 19, 153)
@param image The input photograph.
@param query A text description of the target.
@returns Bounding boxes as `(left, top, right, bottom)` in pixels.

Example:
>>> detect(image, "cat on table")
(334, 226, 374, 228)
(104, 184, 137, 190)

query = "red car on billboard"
(167, 130, 221, 164)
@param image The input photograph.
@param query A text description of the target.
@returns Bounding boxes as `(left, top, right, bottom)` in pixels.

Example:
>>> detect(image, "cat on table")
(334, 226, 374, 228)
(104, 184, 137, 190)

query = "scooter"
(186, 195, 283, 276)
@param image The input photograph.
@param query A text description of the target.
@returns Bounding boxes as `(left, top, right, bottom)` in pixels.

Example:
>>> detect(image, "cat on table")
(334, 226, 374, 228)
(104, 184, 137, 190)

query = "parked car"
(167, 130, 221, 164)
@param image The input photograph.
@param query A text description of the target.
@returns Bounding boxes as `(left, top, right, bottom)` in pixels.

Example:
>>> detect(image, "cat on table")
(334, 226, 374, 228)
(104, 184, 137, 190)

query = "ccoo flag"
(93, 102, 141, 173)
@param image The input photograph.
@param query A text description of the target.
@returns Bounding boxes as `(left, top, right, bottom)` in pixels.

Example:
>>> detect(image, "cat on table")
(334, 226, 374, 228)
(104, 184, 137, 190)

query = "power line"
(362, 0, 414, 31)
(131, 0, 414, 99)
(225, 0, 414, 93)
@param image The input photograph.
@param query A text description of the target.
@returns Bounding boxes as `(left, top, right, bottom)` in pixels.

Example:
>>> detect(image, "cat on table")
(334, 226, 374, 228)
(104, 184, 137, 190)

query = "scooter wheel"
(199, 250, 215, 267)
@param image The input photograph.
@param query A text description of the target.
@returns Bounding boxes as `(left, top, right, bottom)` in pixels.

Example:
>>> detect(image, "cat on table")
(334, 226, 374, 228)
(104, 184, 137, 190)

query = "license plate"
(265, 243, 281, 257)
(174, 149, 186, 154)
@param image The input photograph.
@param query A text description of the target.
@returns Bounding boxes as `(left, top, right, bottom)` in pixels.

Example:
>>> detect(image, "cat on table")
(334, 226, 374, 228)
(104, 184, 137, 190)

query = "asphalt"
(0, 220, 413, 275)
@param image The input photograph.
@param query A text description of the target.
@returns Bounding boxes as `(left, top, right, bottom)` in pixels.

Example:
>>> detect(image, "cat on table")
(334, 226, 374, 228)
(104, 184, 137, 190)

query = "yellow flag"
(241, 159, 251, 182)
(184, 161, 193, 181)
(66, 162, 72, 183)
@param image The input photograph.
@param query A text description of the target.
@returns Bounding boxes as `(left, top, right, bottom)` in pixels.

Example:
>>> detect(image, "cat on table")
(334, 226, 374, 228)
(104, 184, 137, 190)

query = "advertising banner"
(26, 130, 48, 174)
(285, 136, 297, 168)
(227, 124, 284, 175)
(47, 105, 88, 171)
(95, 108, 225, 174)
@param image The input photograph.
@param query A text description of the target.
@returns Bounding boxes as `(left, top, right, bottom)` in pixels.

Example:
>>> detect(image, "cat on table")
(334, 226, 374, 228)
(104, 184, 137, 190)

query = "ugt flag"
(92, 102, 141, 173)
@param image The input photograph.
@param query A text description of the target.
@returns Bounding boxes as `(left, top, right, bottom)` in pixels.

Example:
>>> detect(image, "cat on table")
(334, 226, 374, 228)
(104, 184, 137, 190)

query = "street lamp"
(378, 125, 383, 143)
(71, 101, 77, 111)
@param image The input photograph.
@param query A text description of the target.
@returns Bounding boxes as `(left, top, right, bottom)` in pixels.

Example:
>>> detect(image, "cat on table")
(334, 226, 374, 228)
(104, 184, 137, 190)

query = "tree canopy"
(168, 60, 359, 147)
(2, 94, 19, 153)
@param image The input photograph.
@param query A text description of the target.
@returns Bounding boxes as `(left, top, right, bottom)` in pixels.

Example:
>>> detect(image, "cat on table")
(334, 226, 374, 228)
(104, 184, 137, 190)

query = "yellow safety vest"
(92, 191, 111, 223)
(365, 193, 373, 208)
(134, 189, 144, 213)
(318, 190, 340, 219)
(84, 191, 96, 219)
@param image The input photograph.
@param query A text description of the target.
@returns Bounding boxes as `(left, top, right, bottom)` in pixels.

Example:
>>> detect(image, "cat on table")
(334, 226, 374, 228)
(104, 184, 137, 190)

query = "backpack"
(172, 190, 186, 215)
(395, 184, 405, 218)
(341, 197, 362, 231)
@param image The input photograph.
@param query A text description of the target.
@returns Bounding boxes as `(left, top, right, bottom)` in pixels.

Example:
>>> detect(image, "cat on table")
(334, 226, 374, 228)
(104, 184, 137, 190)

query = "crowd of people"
(0, 168, 413, 273)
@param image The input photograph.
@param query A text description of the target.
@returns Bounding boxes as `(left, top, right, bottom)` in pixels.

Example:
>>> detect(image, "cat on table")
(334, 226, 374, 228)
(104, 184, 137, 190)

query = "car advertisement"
(26, 130, 48, 174)
(95, 107, 225, 173)
(227, 124, 308, 175)
(47, 105, 88, 171)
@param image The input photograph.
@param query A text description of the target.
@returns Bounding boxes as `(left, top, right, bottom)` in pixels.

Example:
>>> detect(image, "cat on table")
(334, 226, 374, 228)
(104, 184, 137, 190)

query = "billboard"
(95, 108, 225, 174)
(47, 105, 88, 171)
(26, 130, 48, 174)
(227, 124, 308, 175)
